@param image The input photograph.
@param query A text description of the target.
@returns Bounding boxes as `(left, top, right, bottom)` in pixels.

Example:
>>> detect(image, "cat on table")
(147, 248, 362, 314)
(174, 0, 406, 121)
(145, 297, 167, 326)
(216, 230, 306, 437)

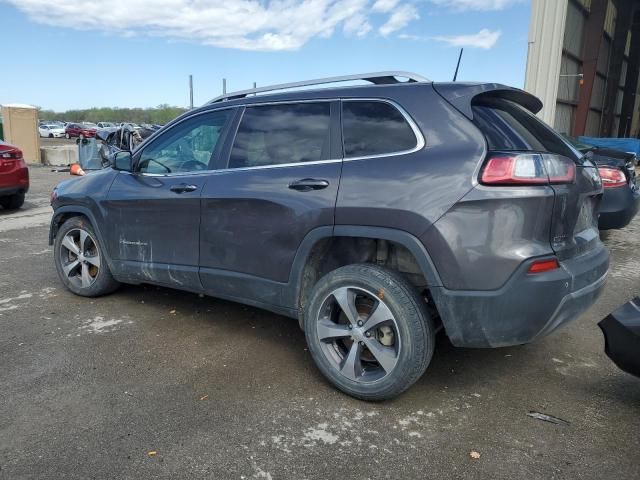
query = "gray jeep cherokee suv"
(50, 72, 609, 400)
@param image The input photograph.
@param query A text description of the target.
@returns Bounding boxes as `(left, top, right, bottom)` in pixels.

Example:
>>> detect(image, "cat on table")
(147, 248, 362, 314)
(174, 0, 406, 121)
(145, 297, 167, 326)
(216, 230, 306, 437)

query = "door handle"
(170, 183, 198, 194)
(288, 178, 330, 192)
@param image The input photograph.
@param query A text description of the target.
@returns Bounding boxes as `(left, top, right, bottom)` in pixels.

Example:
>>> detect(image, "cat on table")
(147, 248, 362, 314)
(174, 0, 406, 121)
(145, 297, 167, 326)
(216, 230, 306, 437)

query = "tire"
(304, 264, 435, 401)
(0, 193, 25, 210)
(49, 133, 53, 138)
(54, 216, 120, 297)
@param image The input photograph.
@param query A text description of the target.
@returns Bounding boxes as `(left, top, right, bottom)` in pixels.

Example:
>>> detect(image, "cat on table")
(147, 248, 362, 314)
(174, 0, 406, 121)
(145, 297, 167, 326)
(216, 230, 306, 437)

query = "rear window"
(229, 102, 331, 168)
(472, 98, 580, 161)
(342, 101, 417, 158)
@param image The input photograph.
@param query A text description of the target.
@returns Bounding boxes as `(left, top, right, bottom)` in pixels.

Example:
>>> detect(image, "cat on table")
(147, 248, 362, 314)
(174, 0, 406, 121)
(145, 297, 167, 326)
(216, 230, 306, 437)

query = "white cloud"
(372, 0, 400, 12)
(4, 0, 381, 51)
(429, 0, 522, 11)
(344, 13, 373, 37)
(433, 28, 501, 49)
(379, 4, 419, 36)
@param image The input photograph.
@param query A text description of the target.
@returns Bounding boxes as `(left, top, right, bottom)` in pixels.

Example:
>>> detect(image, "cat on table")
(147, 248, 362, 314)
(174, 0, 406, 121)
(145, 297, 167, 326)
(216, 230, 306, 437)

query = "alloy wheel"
(59, 228, 101, 289)
(316, 286, 401, 383)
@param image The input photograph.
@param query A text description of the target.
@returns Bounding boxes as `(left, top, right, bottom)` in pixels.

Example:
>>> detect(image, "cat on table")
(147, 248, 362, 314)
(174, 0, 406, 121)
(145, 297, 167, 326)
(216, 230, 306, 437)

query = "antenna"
(453, 48, 464, 82)
(189, 75, 194, 109)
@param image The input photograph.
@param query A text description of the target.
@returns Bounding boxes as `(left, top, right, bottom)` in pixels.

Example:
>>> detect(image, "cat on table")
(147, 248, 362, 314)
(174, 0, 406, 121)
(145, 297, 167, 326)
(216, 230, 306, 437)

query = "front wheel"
(304, 264, 435, 401)
(54, 217, 120, 297)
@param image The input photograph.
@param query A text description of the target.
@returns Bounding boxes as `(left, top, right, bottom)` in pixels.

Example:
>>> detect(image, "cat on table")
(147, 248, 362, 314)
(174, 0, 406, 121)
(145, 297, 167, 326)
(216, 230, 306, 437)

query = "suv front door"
(104, 109, 234, 289)
(198, 101, 341, 308)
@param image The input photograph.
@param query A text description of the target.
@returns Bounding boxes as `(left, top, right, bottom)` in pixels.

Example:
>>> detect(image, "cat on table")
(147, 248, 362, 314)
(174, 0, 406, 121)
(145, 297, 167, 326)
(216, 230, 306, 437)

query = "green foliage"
(38, 104, 187, 125)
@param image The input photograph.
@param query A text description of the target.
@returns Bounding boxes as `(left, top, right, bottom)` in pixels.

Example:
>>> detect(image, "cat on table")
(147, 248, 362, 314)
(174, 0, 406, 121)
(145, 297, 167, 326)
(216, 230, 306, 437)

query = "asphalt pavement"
(1, 167, 639, 479)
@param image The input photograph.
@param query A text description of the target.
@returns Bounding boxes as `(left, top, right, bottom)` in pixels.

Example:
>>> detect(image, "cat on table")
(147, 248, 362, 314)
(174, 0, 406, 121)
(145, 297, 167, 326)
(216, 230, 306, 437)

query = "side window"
(342, 101, 418, 158)
(228, 103, 331, 169)
(138, 110, 230, 174)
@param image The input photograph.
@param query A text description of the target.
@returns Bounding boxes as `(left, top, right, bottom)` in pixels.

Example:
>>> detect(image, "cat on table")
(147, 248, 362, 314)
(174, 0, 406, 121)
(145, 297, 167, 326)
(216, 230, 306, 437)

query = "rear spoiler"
(432, 83, 543, 121)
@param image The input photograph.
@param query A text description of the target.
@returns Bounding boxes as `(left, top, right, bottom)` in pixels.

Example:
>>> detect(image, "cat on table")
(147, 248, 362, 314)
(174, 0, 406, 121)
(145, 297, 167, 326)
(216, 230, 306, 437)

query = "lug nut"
(359, 341, 364, 346)
(365, 331, 371, 337)
(348, 324, 353, 330)
(357, 320, 363, 327)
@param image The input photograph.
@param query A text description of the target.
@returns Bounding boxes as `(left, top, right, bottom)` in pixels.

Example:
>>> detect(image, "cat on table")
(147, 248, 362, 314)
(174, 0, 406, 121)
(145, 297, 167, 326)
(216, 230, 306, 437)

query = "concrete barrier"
(40, 145, 78, 166)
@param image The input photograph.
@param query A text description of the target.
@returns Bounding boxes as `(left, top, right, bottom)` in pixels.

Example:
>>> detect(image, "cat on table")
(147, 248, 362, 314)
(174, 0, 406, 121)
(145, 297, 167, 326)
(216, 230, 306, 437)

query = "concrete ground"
(1, 167, 639, 480)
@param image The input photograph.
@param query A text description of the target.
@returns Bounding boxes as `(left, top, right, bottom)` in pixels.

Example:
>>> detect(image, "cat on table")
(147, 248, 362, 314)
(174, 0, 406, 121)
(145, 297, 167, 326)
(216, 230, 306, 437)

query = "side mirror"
(113, 151, 133, 172)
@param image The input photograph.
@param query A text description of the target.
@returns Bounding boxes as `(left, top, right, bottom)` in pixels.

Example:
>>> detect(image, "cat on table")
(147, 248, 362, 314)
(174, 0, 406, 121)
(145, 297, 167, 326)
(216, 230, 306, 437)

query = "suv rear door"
(471, 96, 603, 260)
(198, 100, 341, 306)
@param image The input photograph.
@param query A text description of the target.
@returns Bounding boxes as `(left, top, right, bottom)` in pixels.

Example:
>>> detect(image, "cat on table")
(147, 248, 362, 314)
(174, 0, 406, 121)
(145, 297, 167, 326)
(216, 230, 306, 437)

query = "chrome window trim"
(138, 159, 343, 177)
(341, 98, 425, 162)
(136, 97, 425, 176)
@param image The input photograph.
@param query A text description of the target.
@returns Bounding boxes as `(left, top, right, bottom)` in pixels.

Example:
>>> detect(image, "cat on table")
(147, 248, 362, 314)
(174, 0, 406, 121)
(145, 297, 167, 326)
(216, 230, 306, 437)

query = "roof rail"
(207, 71, 430, 104)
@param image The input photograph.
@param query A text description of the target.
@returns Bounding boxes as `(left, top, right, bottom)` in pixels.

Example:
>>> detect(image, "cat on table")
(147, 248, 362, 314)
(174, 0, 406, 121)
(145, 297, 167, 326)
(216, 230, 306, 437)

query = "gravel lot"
(1, 167, 639, 479)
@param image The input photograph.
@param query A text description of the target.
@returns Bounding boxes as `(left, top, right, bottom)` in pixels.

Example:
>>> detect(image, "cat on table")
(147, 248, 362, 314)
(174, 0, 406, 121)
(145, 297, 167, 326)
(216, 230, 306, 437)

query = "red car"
(64, 123, 97, 139)
(0, 141, 29, 210)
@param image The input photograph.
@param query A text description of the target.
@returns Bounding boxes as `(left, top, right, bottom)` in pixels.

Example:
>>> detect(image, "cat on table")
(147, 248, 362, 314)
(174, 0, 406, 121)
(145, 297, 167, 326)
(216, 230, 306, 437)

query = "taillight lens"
(480, 153, 576, 186)
(598, 167, 627, 188)
(0, 145, 23, 160)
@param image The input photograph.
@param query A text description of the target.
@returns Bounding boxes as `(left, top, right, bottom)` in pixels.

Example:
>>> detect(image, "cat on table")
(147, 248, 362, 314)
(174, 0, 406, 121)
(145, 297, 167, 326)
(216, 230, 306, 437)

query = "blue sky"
(0, 0, 530, 111)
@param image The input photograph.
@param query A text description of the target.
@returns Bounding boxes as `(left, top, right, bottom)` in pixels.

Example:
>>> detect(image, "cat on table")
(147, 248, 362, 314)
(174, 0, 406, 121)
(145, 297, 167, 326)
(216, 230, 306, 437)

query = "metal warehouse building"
(526, 0, 640, 138)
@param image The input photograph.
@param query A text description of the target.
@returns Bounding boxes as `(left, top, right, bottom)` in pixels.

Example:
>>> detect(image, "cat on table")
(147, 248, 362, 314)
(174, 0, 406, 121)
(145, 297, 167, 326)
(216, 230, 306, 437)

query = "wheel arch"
(49, 206, 114, 270)
(287, 226, 443, 328)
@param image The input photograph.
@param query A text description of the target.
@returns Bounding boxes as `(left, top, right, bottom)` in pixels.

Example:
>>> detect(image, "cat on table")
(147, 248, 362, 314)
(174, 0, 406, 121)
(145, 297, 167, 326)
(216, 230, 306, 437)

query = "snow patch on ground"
(0, 293, 33, 313)
(303, 423, 339, 445)
(79, 316, 132, 334)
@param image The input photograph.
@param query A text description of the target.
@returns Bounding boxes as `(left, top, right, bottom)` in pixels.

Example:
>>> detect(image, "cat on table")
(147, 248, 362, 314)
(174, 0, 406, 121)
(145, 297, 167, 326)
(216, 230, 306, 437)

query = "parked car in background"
(39, 124, 66, 138)
(566, 138, 639, 230)
(97, 122, 116, 129)
(0, 141, 29, 210)
(49, 72, 609, 400)
(65, 123, 97, 139)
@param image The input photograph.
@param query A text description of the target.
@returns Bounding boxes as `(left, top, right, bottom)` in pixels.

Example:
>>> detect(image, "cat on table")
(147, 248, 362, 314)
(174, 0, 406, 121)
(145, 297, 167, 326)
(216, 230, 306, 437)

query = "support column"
(524, 0, 569, 126)
(573, 0, 608, 137)
(601, 0, 633, 137)
(619, 10, 640, 137)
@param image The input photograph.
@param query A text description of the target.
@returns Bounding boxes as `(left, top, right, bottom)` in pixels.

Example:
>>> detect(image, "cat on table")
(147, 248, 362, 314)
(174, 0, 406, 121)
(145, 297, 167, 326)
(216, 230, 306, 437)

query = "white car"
(39, 124, 66, 138)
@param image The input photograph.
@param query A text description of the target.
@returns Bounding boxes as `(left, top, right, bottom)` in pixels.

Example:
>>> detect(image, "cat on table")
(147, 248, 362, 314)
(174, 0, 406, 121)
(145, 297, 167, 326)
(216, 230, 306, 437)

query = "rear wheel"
(54, 217, 120, 297)
(0, 193, 25, 210)
(304, 264, 435, 401)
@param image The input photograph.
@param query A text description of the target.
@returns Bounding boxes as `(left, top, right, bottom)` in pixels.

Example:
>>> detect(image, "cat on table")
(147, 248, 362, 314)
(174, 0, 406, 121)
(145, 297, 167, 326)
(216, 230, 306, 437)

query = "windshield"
(83, 123, 97, 128)
(101, 122, 114, 127)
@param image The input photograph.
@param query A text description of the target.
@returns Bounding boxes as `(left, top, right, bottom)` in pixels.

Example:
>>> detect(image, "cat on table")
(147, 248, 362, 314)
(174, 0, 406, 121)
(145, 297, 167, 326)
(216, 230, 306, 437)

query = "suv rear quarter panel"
(421, 185, 556, 290)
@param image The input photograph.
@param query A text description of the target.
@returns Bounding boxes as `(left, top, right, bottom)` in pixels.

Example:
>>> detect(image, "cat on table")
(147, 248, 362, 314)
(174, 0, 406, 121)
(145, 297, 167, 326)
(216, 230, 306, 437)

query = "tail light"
(480, 153, 575, 186)
(598, 167, 627, 188)
(0, 145, 23, 161)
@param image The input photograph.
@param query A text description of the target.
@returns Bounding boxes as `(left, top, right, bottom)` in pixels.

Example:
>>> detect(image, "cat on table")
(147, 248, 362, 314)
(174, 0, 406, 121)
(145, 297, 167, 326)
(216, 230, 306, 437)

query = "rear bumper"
(0, 168, 29, 196)
(431, 245, 609, 348)
(598, 185, 640, 230)
(0, 186, 29, 196)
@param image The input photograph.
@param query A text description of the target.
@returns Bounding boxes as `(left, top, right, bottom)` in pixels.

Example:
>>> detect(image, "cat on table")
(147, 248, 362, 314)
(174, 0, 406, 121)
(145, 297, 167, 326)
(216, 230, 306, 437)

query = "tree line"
(38, 104, 187, 125)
